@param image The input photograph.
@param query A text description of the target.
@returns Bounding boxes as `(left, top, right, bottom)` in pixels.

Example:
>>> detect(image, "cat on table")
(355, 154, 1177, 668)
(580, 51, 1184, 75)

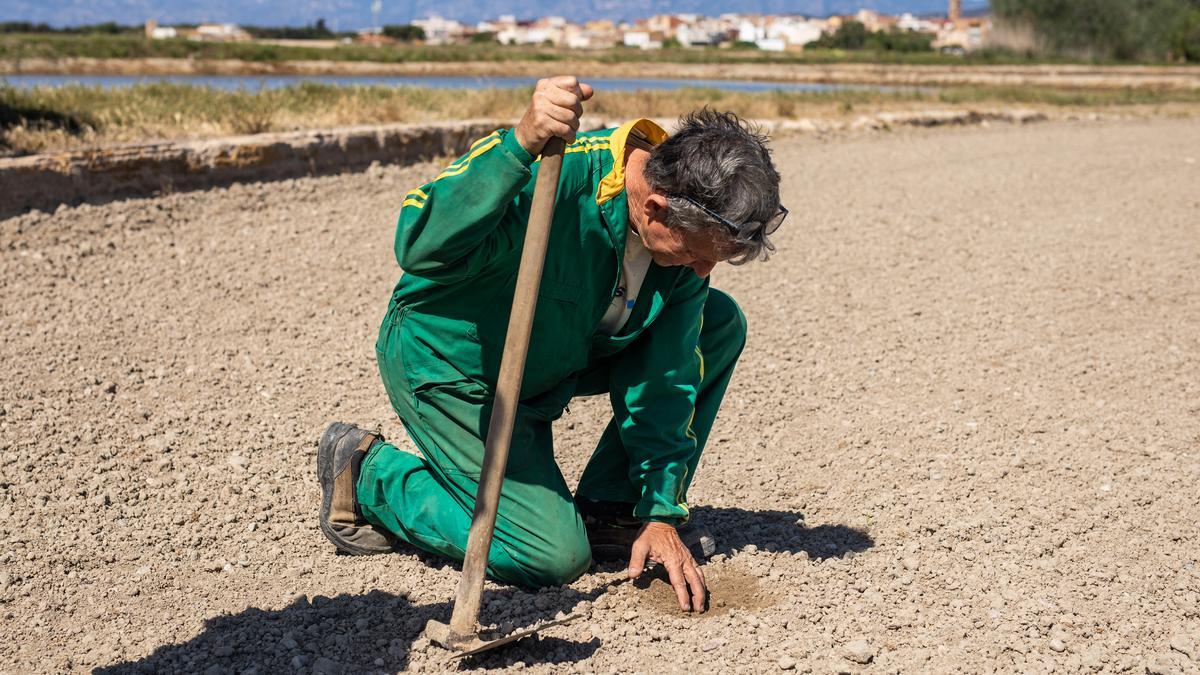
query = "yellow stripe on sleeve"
(440, 131, 502, 173)
(565, 141, 610, 155)
(403, 133, 606, 211)
(677, 466, 690, 505)
(434, 137, 503, 181)
(469, 130, 501, 150)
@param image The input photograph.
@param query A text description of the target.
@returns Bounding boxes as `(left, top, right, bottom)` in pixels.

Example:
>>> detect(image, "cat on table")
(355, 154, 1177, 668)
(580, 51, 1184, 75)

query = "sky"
(1, 0, 992, 30)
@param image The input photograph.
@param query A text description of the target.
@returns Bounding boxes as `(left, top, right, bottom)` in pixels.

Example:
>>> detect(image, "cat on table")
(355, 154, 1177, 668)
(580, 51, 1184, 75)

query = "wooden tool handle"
(448, 136, 566, 635)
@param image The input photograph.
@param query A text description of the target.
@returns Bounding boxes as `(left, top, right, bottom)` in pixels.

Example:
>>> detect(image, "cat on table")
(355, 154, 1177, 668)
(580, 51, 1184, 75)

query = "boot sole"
(317, 422, 392, 556)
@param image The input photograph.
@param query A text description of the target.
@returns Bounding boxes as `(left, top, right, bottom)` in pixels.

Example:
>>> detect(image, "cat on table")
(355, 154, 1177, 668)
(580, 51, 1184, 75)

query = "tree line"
(0, 20, 426, 42)
(806, 22, 935, 53)
(0, 22, 140, 34)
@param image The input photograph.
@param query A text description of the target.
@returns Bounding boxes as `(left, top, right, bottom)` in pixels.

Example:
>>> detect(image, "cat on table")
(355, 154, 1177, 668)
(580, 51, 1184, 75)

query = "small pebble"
(844, 639, 874, 664)
(311, 657, 339, 674)
(700, 638, 725, 652)
(1049, 638, 1066, 653)
(777, 655, 797, 670)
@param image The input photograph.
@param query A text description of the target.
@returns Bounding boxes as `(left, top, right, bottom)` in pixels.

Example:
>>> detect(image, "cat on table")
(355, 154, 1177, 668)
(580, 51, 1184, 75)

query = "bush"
(381, 24, 425, 42)
(1177, 8, 1200, 60)
(993, 0, 1200, 61)
(806, 22, 933, 53)
(244, 19, 337, 40)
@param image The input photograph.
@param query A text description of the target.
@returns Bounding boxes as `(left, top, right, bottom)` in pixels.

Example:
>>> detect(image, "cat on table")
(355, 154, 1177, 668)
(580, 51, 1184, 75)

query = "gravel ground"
(1, 118, 1198, 674)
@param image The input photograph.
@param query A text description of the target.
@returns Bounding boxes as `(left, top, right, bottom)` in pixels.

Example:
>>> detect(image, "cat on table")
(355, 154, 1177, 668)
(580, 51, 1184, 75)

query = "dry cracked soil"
(1, 118, 1199, 674)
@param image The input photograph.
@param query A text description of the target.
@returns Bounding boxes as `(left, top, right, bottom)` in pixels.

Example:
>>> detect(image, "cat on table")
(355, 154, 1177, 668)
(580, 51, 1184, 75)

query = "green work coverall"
(358, 119, 748, 587)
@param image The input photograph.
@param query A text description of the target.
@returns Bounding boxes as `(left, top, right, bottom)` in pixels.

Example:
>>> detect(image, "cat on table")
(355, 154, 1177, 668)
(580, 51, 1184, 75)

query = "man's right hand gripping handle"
(513, 76, 594, 157)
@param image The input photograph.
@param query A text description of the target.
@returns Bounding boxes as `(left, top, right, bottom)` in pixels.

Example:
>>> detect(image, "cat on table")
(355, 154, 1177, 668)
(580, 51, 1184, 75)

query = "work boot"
(577, 498, 716, 563)
(317, 422, 396, 556)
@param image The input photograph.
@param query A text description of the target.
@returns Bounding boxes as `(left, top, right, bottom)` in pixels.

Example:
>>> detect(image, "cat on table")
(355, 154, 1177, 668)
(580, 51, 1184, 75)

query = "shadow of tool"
(93, 576, 622, 674)
(94, 510, 868, 673)
(93, 590, 435, 674)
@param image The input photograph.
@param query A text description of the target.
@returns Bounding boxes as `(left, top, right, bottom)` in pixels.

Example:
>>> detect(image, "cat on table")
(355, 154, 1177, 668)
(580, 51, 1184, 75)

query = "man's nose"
(690, 261, 717, 277)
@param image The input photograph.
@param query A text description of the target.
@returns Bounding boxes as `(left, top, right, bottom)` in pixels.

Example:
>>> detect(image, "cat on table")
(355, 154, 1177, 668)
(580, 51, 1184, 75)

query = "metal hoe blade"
(425, 614, 580, 660)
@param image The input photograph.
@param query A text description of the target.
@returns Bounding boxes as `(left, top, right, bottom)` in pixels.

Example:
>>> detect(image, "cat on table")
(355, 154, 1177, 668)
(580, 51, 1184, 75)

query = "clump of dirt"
(637, 563, 766, 618)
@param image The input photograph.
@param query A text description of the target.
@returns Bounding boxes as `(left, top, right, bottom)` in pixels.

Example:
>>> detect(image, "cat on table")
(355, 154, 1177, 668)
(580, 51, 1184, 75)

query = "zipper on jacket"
(592, 206, 625, 336)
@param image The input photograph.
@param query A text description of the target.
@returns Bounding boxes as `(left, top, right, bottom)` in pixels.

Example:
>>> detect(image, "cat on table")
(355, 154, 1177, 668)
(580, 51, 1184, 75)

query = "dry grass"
(4, 81, 1200, 156)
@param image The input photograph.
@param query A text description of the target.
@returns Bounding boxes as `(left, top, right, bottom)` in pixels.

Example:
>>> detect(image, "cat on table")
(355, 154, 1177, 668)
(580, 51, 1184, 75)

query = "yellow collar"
(596, 118, 669, 205)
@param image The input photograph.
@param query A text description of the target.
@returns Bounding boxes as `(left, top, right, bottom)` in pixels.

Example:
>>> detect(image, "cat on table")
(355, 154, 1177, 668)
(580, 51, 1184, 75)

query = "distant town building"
(144, 20, 178, 40)
(855, 9, 898, 33)
(147, 6, 991, 54)
(896, 13, 940, 33)
(756, 38, 786, 52)
(935, 17, 990, 52)
(622, 30, 661, 49)
(765, 17, 826, 50)
(412, 15, 465, 45)
(194, 23, 251, 41)
(737, 18, 764, 43)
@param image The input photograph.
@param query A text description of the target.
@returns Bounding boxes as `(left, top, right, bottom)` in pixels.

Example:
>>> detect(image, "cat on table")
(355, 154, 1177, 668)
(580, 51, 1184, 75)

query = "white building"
(622, 31, 660, 49)
(765, 16, 825, 47)
(194, 23, 250, 41)
(676, 18, 727, 46)
(737, 18, 765, 43)
(412, 15, 465, 45)
(896, 13, 939, 33)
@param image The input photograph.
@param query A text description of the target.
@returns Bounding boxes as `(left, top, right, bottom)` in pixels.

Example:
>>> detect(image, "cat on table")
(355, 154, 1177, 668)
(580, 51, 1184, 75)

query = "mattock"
(423, 136, 580, 658)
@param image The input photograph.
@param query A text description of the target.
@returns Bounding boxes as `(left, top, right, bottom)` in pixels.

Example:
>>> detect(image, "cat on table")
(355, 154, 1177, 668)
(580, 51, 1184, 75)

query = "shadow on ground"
(93, 584, 603, 674)
(94, 508, 868, 673)
(692, 506, 874, 560)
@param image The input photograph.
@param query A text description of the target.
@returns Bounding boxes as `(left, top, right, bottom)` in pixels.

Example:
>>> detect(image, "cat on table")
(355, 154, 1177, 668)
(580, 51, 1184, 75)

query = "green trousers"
(358, 289, 746, 588)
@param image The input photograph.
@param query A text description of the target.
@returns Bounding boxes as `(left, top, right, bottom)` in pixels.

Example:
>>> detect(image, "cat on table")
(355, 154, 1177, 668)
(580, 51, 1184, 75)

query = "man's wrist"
(502, 128, 537, 166)
(642, 516, 682, 527)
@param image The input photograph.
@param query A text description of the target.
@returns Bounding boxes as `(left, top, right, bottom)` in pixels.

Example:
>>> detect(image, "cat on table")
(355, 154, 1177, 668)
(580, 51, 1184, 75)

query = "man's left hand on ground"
(628, 522, 707, 612)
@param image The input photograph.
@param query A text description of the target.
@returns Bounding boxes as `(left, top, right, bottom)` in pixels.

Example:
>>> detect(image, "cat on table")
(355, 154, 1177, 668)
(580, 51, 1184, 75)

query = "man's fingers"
(547, 75, 589, 99)
(535, 86, 584, 143)
(684, 561, 707, 612)
(628, 538, 650, 579)
(542, 104, 579, 126)
(517, 76, 588, 155)
(666, 560, 692, 612)
(543, 91, 585, 121)
(537, 120, 573, 142)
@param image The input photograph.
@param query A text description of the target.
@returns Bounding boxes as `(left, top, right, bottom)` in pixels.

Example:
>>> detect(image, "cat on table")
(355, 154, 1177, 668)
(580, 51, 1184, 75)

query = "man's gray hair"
(643, 109, 781, 264)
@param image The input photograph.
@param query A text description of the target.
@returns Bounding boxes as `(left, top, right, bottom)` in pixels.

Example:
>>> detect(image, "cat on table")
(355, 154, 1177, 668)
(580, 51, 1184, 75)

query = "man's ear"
(644, 192, 669, 224)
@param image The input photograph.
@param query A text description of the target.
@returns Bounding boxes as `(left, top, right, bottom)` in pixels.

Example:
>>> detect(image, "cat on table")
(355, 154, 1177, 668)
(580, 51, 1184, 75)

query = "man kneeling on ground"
(317, 76, 786, 612)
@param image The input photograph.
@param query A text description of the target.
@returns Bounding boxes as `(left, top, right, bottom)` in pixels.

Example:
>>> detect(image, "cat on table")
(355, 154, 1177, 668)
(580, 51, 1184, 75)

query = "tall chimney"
(949, 0, 962, 23)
